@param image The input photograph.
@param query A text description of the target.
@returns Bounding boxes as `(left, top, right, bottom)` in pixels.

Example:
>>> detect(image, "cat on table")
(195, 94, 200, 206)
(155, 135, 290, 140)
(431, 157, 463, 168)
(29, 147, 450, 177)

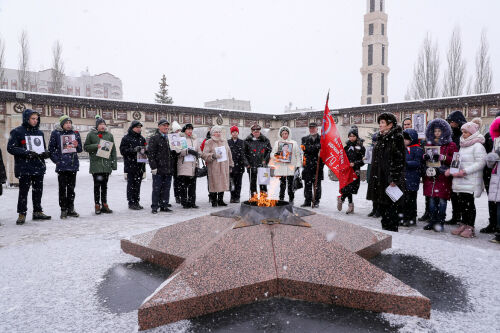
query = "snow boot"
(95, 204, 101, 215)
(129, 203, 141, 210)
(160, 206, 172, 212)
(300, 202, 311, 208)
(489, 233, 500, 244)
(480, 224, 497, 234)
(368, 210, 376, 217)
(16, 214, 26, 225)
(33, 212, 51, 220)
(346, 203, 354, 214)
(337, 197, 343, 211)
(152, 209, 158, 214)
(451, 224, 467, 236)
(423, 222, 435, 231)
(67, 210, 79, 218)
(217, 193, 227, 207)
(459, 226, 475, 238)
(101, 203, 112, 214)
(60, 210, 68, 219)
(418, 212, 430, 222)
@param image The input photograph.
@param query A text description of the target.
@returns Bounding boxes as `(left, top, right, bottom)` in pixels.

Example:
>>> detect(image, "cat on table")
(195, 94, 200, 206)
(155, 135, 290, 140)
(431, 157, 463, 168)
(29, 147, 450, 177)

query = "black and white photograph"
(96, 139, 113, 159)
(25, 135, 45, 154)
(425, 146, 441, 167)
(137, 149, 148, 163)
(450, 152, 461, 173)
(412, 113, 426, 138)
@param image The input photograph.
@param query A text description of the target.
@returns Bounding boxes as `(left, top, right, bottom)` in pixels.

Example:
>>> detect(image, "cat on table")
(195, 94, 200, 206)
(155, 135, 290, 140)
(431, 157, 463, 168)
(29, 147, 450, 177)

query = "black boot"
(210, 193, 218, 207)
(480, 223, 497, 234)
(217, 193, 227, 207)
(418, 212, 430, 222)
(33, 211, 51, 220)
(300, 202, 311, 207)
(423, 222, 435, 230)
(60, 210, 68, 219)
(16, 213, 26, 225)
(67, 209, 79, 218)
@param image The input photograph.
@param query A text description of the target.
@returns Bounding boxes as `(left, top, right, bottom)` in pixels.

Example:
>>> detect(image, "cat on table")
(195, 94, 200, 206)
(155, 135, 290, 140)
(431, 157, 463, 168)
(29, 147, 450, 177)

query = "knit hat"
(95, 115, 106, 128)
(348, 128, 358, 138)
(59, 115, 72, 127)
(471, 117, 483, 128)
(230, 126, 239, 133)
(182, 123, 193, 132)
(171, 121, 182, 133)
(279, 126, 290, 137)
(461, 121, 479, 135)
(158, 118, 170, 126)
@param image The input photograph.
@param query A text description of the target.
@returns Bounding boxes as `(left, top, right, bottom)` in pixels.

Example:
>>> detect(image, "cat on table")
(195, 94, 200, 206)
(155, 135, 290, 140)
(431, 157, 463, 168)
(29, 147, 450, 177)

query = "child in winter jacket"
(485, 117, 500, 243)
(446, 118, 486, 238)
(402, 129, 423, 227)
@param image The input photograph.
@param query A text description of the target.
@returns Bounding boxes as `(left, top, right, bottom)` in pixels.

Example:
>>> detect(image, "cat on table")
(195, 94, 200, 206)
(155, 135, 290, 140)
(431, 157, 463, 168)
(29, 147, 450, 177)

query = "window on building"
(381, 23, 385, 35)
(380, 0, 384, 11)
(382, 44, 385, 65)
(368, 44, 373, 66)
(370, 0, 375, 12)
(382, 97, 385, 103)
(381, 73, 385, 95)
(369, 23, 374, 35)
(367, 73, 373, 95)
(367, 97, 372, 105)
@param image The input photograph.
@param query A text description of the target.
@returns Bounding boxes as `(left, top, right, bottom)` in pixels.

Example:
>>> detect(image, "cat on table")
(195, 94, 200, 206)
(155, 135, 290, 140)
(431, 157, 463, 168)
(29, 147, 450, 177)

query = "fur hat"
(210, 125, 223, 135)
(377, 112, 398, 125)
(425, 118, 452, 145)
(446, 110, 466, 126)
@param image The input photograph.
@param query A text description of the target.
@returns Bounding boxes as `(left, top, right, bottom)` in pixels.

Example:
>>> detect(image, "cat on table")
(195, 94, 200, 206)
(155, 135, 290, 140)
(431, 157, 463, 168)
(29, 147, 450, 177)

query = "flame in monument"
(248, 192, 278, 207)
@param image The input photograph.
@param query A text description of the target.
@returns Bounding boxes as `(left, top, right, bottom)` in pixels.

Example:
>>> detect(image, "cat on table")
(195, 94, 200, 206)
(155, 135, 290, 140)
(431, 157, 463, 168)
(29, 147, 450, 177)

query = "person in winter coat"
(366, 133, 380, 217)
(228, 126, 247, 203)
(366, 113, 406, 232)
(201, 127, 212, 203)
(120, 120, 147, 210)
(481, 111, 500, 234)
(148, 119, 174, 214)
(270, 126, 302, 204)
(401, 129, 423, 227)
(484, 117, 500, 243)
(48, 115, 83, 219)
(174, 123, 201, 209)
(0, 147, 6, 225)
(446, 110, 467, 225)
(7, 109, 52, 225)
(301, 123, 324, 208)
(170, 121, 182, 204)
(84, 116, 117, 214)
(244, 124, 272, 196)
(421, 118, 458, 231)
(202, 126, 234, 207)
(446, 118, 487, 238)
(337, 128, 365, 214)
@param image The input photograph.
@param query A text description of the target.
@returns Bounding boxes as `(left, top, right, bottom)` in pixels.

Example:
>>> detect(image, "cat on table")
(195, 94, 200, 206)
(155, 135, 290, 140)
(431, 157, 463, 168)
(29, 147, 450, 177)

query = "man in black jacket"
(301, 123, 324, 208)
(148, 119, 174, 214)
(228, 126, 247, 202)
(244, 124, 272, 196)
(120, 120, 147, 210)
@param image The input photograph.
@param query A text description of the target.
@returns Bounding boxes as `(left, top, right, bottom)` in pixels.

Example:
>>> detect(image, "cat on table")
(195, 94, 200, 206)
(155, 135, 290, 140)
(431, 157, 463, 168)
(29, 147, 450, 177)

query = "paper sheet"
(215, 146, 227, 162)
(385, 185, 403, 202)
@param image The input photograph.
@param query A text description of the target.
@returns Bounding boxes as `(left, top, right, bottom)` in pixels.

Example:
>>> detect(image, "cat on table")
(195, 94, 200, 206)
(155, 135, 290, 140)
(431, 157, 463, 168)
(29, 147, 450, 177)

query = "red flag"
(319, 92, 357, 192)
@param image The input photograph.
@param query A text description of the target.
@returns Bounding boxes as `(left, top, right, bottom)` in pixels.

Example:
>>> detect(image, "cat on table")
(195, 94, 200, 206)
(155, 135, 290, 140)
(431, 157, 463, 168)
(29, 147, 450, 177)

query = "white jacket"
(451, 132, 486, 197)
(270, 126, 302, 177)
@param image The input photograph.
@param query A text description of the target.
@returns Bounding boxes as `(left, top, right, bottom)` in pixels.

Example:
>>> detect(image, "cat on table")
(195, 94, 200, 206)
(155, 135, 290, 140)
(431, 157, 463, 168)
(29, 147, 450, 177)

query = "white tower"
(360, 0, 389, 105)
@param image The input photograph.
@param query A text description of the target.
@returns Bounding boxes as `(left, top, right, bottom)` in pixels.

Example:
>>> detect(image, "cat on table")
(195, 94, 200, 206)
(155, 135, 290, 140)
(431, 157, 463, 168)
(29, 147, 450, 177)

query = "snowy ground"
(0, 161, 499, 333)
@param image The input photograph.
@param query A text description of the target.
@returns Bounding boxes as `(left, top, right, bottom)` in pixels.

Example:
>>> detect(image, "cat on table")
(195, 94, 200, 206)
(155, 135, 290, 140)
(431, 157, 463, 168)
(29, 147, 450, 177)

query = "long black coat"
(483, 131, 494, 191)
(244, 134, 272, 168)
(341, 140, 365, 195)
(366, 125, 406, 205)
(0, 148, 6, 183)
(148, 130, 174, 176)
(120, 128, 147, 174)
(228, 138, 248, 174)
(301, 134, 324, 181)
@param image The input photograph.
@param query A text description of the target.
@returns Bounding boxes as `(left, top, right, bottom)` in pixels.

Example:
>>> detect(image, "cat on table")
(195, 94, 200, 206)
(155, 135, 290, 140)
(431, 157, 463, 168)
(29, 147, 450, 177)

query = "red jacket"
(423, 142, 458, 200)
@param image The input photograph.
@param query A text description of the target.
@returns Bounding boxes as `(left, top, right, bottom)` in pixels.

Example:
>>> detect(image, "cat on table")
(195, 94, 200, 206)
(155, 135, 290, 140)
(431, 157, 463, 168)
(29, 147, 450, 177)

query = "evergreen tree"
(155, 74, 173, 104)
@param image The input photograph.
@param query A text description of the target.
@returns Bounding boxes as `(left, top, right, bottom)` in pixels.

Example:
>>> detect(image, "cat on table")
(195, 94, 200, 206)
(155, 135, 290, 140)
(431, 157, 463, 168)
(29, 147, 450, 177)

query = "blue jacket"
(7, 109, 47, 177)
(48, 124, 83, 172)
(404, 129, 423, 192)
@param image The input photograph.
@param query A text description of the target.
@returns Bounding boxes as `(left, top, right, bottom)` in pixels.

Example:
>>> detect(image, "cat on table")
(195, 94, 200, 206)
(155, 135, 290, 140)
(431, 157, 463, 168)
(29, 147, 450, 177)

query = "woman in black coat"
(338, 129, 365, 214)
(367, 113, 406, 232)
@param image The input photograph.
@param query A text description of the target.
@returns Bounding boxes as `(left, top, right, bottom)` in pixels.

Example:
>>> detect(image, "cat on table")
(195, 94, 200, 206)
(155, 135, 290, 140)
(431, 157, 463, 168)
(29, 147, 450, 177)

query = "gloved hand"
(26, 151, 38, 159)
(39, 151, 51, 159)
(423, 154, 431, 161)
(188, 149, 199, 158)
(134, 146, 143, 152)
(439, 154, 447, 161)
(433, 154, 440, 162)
(151, 169, 158, 175)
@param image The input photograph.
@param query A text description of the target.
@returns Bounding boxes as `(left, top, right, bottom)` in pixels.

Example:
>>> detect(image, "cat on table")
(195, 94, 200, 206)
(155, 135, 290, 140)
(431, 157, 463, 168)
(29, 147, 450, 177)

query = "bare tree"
(407, 33, 441, 100)
(443, 27, 466, 97)
(52, 40, 65, 94)
(473, 30, 493, 94)
(0, 36, 5, 85)
(18, 30, 30, 91)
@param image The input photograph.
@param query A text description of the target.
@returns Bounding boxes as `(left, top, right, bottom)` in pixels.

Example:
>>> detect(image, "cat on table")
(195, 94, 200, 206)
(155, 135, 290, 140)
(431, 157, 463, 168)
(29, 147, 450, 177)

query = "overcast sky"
(0, 0, 499, 113)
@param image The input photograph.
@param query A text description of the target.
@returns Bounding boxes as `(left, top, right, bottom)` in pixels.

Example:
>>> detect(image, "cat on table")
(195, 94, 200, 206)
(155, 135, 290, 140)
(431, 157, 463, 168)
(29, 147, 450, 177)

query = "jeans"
(17, 175, 44, 214)
(151, 174, 172, 210)
(429, 197, 447, 224)
(58, 171, 77, 210)
(279, 176, 294, 201)
(93, 173, 109, 205)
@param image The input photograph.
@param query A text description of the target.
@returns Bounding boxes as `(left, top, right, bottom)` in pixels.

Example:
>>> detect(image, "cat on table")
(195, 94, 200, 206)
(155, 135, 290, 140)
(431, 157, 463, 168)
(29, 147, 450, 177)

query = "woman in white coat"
(271, 126, 302, 204)
(446, 118, 486, 238)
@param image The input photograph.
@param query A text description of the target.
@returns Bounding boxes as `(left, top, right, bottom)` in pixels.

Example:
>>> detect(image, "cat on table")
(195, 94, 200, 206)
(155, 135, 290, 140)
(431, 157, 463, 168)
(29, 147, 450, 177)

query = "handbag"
(293, 168, 303, 190)
(195, 158, 208, 178)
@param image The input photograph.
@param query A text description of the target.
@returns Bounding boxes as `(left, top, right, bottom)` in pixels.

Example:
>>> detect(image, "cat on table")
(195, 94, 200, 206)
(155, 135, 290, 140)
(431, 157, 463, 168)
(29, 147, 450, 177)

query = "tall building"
(360, 0, 389, 105)
(0, 68, 123, 100)
(204, 98, 251, 111)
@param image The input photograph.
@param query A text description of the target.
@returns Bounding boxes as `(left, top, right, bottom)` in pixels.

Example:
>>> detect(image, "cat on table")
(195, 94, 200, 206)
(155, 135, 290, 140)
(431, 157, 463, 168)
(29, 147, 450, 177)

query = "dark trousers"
(403, 190, 418, 221)
(173, 175, 181, 202)
(58, 171, 77, 210)
(179, 176, 196, 207)
(429, 197, 447, 224)
(379, 201, 400, 231)
(17, 175, 44, 214)
(456, 192, 476, 227)
(279, 176, 294, 201)
(127, 171, 143, 205)
(488, 200, 498, 228)
(304, 178, 322, 204)
(450, 192, 460, 221)
(249, 168, 267, 195)
(341, 193, 353, 203)
(93, 173, 109, 205)
(151, 174, 172, 210)
(230, 172, 243, 200)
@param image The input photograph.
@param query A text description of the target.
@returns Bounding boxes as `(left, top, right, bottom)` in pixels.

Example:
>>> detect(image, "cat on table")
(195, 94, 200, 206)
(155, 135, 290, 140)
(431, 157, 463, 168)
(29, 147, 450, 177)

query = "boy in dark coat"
(48, 115, 83, 219)
(7, 109, 51, 225)
(228, 126, 247, 203)
(244, 124, 272, 196)
(301, 123, 324, 208)
(0, 147, 6, 225)
(120, 120, 147, 210)
(402, 129, 423, 227)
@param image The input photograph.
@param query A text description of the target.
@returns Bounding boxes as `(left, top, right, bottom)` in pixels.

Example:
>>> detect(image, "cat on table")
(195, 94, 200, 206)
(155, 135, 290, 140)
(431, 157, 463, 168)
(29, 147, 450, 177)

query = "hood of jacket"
(490, 117, 500, 140)
(425, 118, 452, 145)
(404, 128, 419, 146)
(245, 133, 269, 142)
(171, 121, 182, 133)
(446, 110, 467, 127)
(278, 126, 292, 140)
(22, 109, 40, 129)
(90, 127, 108, 134)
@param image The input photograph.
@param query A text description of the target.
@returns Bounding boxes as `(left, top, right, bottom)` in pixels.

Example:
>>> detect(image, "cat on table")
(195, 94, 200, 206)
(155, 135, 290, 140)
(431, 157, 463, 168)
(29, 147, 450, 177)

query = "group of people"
(2, 109, 326, 225)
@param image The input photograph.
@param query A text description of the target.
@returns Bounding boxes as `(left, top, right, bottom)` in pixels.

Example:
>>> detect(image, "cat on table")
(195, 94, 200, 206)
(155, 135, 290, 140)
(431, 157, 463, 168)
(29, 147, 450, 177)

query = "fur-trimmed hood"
(489, 118, 500, 140)
(278, 126, 292, 140)
(425, 118, 452, 145)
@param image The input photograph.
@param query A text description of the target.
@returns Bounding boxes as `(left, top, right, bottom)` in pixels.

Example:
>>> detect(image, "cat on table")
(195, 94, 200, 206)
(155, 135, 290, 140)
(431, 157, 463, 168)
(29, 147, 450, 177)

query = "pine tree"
(155, 74, 173, 104)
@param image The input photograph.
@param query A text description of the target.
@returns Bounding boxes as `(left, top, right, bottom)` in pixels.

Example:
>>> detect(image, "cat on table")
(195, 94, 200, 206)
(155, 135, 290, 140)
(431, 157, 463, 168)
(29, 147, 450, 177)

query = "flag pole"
(312, 90, 329, 208)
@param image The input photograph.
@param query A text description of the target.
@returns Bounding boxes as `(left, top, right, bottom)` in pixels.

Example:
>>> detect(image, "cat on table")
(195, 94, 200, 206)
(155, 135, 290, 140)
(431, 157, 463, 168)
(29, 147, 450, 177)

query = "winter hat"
(377, 112, 397, 125)
(182, 123, 193, 132)
(250, 124, 261, 131)
(348, 126, 358, 138)
(129, 120, 143, 129)
(461, 121, 479, 135)
(230, 126, 239, 133)
(95, 115, 106, 128)
(309, 122, 318, 128)
(446, 110, 466, 126)
(279, 126, 290, 137)
(471, 117, 483, 128)
(158, 118, 169, 126)
(59, 115, 72, 127)
(210, 125, 223, 135)
(171, 121, 182, 133)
